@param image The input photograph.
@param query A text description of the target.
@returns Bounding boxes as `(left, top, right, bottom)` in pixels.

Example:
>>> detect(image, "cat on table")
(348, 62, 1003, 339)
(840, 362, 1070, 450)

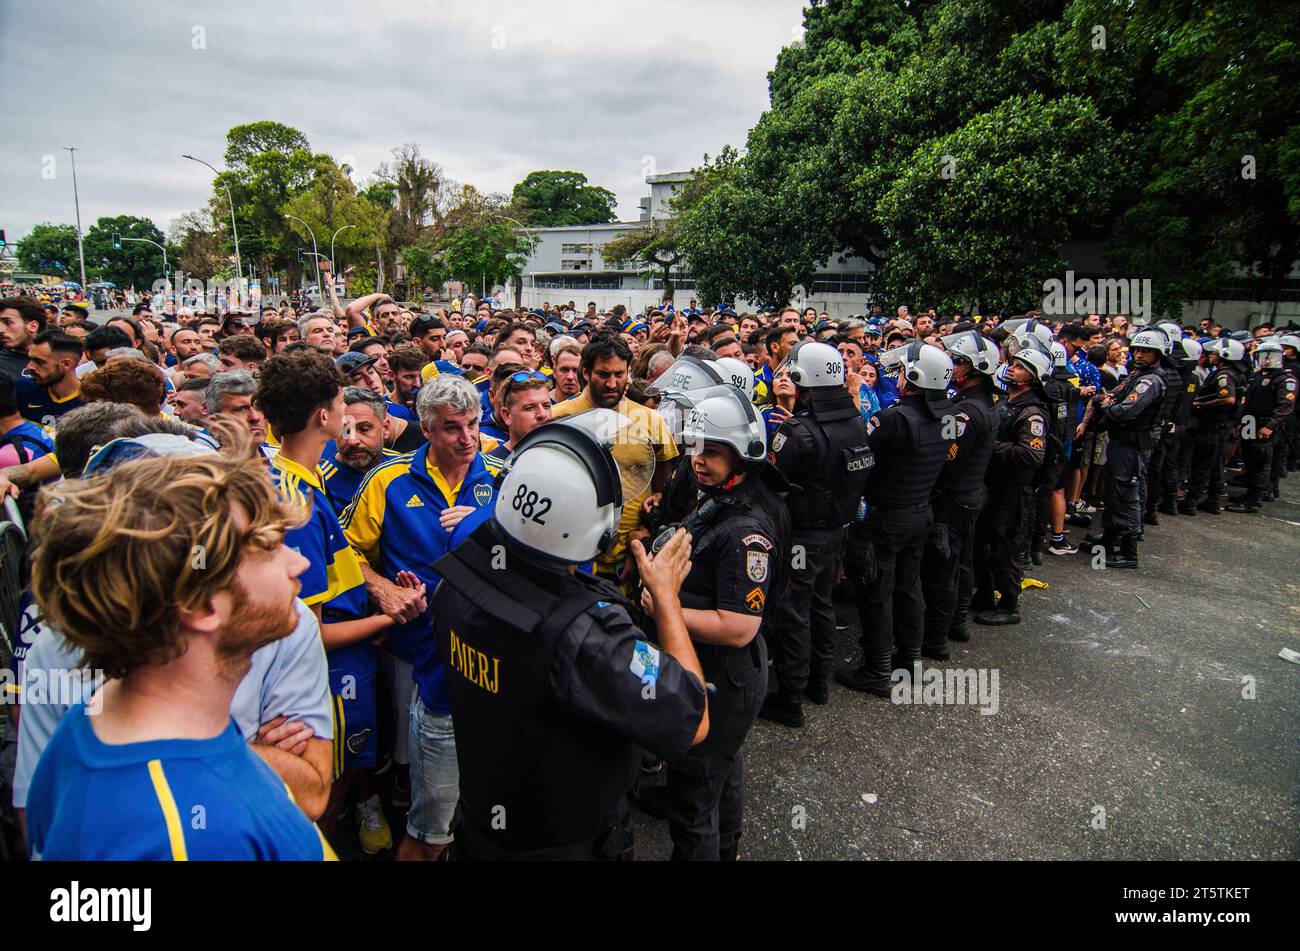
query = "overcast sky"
(0, 0, 806, 241)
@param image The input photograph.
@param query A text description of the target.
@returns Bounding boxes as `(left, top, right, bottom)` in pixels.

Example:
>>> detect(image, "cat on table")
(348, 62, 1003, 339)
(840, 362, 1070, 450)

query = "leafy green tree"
(680, 0, 1299, 316)
(511, 171, 617, 227)
(281, 165, 390, 272)
(84, 216, 167, 288)
(171, 210, 228, 281)
(15, 223, 81, 278)
(213, 121, 334, 278)
(400, 244, 450, 295)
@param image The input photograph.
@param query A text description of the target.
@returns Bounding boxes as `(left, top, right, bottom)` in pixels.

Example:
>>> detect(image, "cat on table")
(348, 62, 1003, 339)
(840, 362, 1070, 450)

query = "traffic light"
(0, 229, 6, 246)
(112, 233, 122, 250)
(297, 249, 304, 263)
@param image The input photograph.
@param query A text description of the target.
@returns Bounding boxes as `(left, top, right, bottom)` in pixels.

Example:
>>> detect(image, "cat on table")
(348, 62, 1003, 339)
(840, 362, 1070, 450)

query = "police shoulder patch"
(746, 550, 770, 583)
(630, 640, 660, 684)
(741, 532, 773, 550)
(744, 586, 766, 613)
(1029, 417, 1045, 437)
(772, 432, 787, 452)
(1134, 379, 1151, 393)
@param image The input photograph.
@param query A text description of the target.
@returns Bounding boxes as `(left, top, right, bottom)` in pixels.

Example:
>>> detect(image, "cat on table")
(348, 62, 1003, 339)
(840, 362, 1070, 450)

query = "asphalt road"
(329, 473, 1298, 863)
(629, 476, 1300, 861)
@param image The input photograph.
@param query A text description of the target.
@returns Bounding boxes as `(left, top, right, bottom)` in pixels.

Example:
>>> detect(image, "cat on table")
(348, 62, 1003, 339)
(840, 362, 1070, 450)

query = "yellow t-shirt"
(550, 392, 678, 567)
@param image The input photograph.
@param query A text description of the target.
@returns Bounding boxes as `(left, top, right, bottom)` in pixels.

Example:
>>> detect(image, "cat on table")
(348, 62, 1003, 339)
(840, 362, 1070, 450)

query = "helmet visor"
(552, 407, 655, 501)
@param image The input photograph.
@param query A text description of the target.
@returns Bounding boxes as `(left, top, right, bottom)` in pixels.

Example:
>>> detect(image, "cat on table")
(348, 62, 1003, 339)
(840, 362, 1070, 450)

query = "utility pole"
(64, 147, 88, 296)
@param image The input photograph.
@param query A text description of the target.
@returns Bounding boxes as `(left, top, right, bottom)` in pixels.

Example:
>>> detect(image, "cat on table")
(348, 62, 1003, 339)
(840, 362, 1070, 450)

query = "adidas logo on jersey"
(406, 494, 424, 508)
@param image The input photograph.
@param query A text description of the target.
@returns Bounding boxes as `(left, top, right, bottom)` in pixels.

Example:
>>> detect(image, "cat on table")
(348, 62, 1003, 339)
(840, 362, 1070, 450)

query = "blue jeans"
(407, 695, 459, 845)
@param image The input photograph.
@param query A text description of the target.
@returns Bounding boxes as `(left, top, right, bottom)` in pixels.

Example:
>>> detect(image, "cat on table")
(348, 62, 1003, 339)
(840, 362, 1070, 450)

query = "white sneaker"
(1073, 502, 1097, 515)
(357, 794, 393, 854)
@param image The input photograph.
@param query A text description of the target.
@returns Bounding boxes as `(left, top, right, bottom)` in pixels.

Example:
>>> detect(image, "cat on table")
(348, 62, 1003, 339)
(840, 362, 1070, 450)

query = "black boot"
(1226, 496, 1259, 513)
(948, 614, 971, 643)
(1177, 500, 1197, 516)
(804, 671, 829, 706)
(1143, 509, 1159, 526)
(834, 653, 893, 698)
(974, 592, 1020, 625)
(758, 690, 804, 727)
(1106, 534, 1139, 569)
(970, 586, 997, 614)
(1157, 500, 1178, 516)
(1196, 498, 1221, 514)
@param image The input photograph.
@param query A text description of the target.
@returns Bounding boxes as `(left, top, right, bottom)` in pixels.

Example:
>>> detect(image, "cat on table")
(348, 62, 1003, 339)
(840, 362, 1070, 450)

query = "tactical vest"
(1043, 372, 1075, 444)
(1195, 367, 1236, 434)
(1109, 365, 1164, 438)
(785, 389, 872, 528)
(865, 395, 954, 507)
(991, 392, 1049, 485)
(432, 523, 641, 853)
(1172, 363, 1197, 427)
(945, 386, 998, 493)
(1156, 360, 1183, 427)
(1242, 368, 1287, 423)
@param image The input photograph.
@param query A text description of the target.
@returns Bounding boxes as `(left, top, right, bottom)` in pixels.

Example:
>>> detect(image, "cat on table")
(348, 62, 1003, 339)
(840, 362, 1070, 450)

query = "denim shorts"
(406, 694, 459, 845)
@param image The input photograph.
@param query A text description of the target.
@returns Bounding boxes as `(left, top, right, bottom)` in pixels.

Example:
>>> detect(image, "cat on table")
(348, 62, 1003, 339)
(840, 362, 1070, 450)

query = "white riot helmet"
(1049, 340, 1068, 368)
(1011, 348, 1052, 383)
(1002, 317, 1054, 347)
(714, 356, 756, 401)
(781, 340, 844, 389)
(679, 384, 766, 463)
(1275, 333, 1300, 356)
(878, 340, 954, 391)
(1176, 337, 1202, 363)
(1129, 328, 1171, 355)
(651, 355, 728, 439)
(940, 330, 1001, 376)
(1156, 321, 1183, 346)
(1205, 337, 1246, 363)
(1254, 339, 1284, 370)
(1006, 330, 1054, 358)
(494, 409, 654, 564)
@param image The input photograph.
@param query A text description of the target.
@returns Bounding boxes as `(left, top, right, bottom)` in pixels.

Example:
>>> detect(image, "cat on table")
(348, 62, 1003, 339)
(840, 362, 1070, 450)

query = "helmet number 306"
(512, 483, 552, 525)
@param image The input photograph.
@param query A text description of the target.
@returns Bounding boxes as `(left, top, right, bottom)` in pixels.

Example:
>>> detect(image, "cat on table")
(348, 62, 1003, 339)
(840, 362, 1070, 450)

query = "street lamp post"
(181, 155, 242, 283)
(121, 237, 169, 300)
(330, 224, 356, 276)
(286, 214, 320, 292)
(63, 147, 88, 297)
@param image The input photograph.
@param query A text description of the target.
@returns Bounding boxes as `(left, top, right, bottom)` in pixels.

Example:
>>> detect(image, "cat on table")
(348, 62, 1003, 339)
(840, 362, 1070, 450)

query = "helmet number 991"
(512, 483, 552, 525)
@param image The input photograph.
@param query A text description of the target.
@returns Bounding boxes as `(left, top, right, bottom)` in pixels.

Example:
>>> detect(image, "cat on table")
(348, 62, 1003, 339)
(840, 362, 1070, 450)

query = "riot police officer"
(836, 342, 954, 692)
(1276, 334, 1300, 474)
(760, 341, 870, 727)
(1181, 337, 1245, 515)
(431, 410, 709, 860)
(921, 331, 1001, 655)
(1144, 323, 1193, 524)
(639, 386, 788, 860)
(971, 347, 1051, 625)
(1227, 339, 1296, 512)
(1086, 328, 1168, 566)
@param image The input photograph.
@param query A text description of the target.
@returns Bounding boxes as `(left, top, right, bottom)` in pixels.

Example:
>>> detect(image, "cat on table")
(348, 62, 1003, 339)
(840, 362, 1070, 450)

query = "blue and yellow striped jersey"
(271, 453, 367, 619)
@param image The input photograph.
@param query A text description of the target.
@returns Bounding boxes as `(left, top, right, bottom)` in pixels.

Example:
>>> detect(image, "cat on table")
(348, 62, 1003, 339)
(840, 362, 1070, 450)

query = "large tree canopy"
(511, 171, 617, 227)
(680, 0, 1300, 315)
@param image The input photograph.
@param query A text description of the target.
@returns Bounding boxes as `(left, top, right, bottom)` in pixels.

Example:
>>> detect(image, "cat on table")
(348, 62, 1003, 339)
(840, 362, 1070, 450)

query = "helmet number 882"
(512, 483, 552, 525)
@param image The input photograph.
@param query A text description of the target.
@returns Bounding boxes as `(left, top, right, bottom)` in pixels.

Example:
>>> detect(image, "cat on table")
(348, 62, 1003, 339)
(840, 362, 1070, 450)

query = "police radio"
(649, 494, 733, 555)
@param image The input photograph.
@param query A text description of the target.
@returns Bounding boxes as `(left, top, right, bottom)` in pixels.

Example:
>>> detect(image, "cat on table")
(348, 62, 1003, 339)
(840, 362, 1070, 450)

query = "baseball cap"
(335, 352, 379, 375)
(83, 434, 217, 476)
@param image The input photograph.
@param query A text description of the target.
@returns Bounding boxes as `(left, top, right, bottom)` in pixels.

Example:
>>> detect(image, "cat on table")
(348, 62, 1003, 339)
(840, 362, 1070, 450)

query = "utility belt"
(1110, 429, 1156, 451)
(695, 637, 764, 674)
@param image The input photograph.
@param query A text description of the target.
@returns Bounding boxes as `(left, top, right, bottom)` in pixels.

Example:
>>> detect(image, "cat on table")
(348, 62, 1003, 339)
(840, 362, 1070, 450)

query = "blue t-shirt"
(26, 704, 336, 860)
(13, 378, 84, 427)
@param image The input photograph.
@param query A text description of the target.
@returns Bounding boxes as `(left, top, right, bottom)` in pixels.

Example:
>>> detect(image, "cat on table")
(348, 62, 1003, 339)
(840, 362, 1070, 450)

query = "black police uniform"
(767, 385, 870, 710)
(844, 391, 952, 683)
(1232, 363, 1296, 508)
(1138, 355, 1190, 519)
(972, 388, 1048, 619)
(432, 521, 707, 860)
(1144, 355, 1190, 520)
(1266, 362, 1299, 494)
(662, 483, 776, 861)
(1182, 361, 1242, 512)
(1096, 362, 1165, 561)
(921, 380, 997, 652)
(1030, 366, 1078, 558)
